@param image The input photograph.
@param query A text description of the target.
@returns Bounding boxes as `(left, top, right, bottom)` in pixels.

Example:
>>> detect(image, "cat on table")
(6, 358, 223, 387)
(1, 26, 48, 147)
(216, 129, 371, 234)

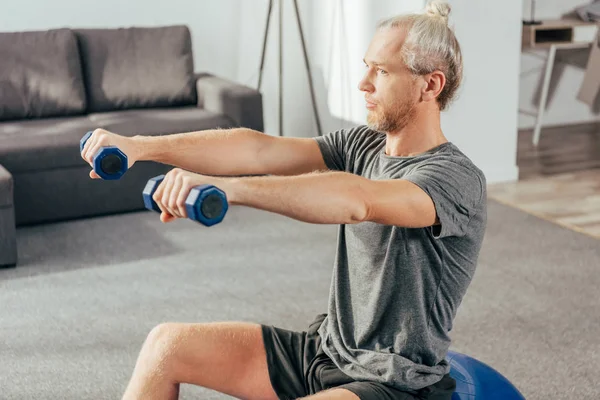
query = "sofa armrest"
(0, 164, 17, 267)
(195, 73, 264, 132)
(0, 164, 13, 208)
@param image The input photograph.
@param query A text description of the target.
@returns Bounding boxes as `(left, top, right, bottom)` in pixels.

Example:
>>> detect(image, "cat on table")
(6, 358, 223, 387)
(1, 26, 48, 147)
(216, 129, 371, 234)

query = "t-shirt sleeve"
(313, 129, 348, 171)
(404, 157, 486, 239)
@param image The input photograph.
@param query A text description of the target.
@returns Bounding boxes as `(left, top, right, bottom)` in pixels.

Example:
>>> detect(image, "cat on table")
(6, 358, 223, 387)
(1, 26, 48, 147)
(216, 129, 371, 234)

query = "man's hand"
(152, 168, 231, 223)
(81, 129, 141, 179)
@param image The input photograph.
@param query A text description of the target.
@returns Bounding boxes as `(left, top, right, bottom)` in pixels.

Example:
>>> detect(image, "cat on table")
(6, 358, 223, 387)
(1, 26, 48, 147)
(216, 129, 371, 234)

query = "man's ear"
(421, 70, 446, 102)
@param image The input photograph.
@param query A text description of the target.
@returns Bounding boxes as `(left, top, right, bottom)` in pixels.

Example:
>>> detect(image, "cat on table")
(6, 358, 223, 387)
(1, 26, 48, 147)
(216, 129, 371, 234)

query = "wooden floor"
(488, 123, 600, 240)
(517, 122, 600, 180)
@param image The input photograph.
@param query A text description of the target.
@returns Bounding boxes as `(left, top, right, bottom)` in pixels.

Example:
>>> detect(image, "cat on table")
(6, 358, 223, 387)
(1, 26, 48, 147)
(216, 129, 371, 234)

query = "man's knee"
(143, 323, 188, 366)
(146, 322, 180, 344)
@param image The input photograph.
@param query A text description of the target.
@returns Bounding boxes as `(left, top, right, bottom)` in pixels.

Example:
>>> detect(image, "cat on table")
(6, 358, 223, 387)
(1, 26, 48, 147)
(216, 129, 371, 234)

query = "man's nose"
(358, 74, 374, 92)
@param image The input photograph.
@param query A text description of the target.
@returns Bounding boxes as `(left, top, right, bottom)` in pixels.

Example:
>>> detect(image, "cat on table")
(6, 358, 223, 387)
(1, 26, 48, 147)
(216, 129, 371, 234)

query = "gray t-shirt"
(313, 125, 487, 391)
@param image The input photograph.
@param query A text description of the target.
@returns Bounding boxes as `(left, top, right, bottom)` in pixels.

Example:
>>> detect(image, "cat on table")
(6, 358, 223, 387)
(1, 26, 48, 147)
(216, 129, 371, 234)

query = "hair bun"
(425, 0, 451, 23)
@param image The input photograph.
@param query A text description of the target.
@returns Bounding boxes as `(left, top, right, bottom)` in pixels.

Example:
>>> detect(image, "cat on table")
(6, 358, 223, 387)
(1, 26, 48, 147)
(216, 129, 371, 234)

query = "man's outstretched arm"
(228, 171, 439, 226)
(152, 168, 438, 227)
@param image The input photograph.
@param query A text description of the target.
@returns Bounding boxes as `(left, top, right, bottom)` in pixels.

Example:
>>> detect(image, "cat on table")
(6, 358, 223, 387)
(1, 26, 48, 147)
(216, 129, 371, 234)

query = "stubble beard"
(366, 97, 418, 133)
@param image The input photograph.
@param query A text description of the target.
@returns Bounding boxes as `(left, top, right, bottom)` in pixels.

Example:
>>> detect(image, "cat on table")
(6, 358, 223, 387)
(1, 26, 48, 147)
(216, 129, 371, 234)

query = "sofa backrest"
(75, 25, 197, 113)
(0, 29, 87, 122)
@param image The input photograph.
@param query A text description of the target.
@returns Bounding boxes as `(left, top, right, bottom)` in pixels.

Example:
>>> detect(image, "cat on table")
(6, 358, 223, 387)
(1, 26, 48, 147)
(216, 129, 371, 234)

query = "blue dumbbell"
(80, 130, 128, 180)
(142, 175, 228, 226)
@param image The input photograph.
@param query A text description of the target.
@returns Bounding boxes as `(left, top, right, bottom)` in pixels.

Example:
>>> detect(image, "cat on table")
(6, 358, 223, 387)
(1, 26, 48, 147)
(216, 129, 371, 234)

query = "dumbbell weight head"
(80, 131, 94, 153)
(80, 130, 128, 180)
(185, 185, 228, 227)
(142, 175, 165, 213)
(142, 175, 228, 227)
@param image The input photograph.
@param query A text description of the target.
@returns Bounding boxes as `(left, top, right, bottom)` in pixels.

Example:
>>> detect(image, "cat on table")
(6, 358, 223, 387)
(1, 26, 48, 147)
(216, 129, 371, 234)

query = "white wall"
(442, 0, 522, 183)
(1, 0, 244, 89)
(519, 0, 600, 129)
(1, 0, 523, 183)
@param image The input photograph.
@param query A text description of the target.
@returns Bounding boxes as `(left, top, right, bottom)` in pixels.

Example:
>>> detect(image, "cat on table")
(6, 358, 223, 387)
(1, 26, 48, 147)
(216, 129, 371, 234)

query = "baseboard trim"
(518, 120, 600, 133)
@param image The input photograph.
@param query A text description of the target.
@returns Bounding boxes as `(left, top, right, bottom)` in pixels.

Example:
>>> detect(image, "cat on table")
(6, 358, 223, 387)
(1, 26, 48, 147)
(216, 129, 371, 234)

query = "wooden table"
(521, 19, 598, 146)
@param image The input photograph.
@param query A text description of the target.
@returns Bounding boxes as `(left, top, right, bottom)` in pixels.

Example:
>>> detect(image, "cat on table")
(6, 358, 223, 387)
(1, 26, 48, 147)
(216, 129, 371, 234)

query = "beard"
(366, 96, 418, 133)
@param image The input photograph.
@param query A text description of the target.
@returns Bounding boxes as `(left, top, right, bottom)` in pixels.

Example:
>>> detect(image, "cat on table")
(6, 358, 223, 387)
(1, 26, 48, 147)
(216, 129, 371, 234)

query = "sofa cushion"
(75, 26, 197, 113)
(0, 116, 97, 173)
(88, 107, 234, 136)
(0, 29, 87, 121)
(0, 108, 233, 173)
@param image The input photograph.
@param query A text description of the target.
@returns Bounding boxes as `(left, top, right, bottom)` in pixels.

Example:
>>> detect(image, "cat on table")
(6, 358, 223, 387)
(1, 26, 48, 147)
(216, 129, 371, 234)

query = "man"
(81, 1, 486, 399)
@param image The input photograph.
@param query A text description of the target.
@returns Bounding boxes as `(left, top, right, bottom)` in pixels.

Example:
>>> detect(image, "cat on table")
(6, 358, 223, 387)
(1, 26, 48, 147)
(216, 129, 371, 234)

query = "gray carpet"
(1, 200, 599, 400)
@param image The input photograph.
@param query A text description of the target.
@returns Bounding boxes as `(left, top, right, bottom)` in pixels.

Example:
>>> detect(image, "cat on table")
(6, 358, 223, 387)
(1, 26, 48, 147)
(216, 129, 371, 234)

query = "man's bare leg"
(299, 388, 361, 400)
(121, 322, 279, 400)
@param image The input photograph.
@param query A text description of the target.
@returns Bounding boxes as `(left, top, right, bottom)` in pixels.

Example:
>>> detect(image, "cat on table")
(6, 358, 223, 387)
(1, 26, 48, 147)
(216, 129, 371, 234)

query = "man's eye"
(378, 68, 387, 75)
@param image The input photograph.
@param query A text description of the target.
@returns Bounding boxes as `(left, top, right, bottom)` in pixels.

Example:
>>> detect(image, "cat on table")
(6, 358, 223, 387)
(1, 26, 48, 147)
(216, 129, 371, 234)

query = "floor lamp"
(257, 0, 323, 136)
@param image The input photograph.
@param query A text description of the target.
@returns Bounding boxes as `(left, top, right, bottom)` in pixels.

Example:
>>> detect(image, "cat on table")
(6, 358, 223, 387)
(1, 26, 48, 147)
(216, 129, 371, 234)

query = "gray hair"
(377, 0, 463, 111)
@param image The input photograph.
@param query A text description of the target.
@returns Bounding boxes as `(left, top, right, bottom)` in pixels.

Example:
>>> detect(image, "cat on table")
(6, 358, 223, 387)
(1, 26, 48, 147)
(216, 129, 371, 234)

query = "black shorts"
(260, 313, 456, 400)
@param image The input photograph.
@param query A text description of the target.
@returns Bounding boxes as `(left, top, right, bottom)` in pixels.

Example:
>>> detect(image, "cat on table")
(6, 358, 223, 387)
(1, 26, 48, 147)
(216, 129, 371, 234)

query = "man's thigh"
(145, 321, 278, 400)
(299, 388, 361, 399)
(297, 382, 420, 400)
(299, 379, 456, 400)
(329, 381, 419, 400)
(334, 374, 456, 400)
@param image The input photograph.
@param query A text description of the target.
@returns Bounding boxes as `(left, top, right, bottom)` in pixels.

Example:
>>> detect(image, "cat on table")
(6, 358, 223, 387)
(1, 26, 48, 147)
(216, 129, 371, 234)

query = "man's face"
(359, 27, 421, 133)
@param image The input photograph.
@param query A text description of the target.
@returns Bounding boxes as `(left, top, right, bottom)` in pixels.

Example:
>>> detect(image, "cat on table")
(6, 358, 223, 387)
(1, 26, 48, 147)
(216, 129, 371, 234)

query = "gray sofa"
(0, 26, 264, 267)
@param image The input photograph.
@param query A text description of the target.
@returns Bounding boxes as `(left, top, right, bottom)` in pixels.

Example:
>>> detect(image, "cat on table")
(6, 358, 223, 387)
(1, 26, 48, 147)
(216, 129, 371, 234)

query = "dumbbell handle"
(142, 175, 228, 227)
(80, 131, 128, 180)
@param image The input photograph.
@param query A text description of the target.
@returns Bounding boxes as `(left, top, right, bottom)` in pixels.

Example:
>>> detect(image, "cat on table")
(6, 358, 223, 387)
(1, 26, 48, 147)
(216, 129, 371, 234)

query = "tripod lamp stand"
(257, 0, 323, 136)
